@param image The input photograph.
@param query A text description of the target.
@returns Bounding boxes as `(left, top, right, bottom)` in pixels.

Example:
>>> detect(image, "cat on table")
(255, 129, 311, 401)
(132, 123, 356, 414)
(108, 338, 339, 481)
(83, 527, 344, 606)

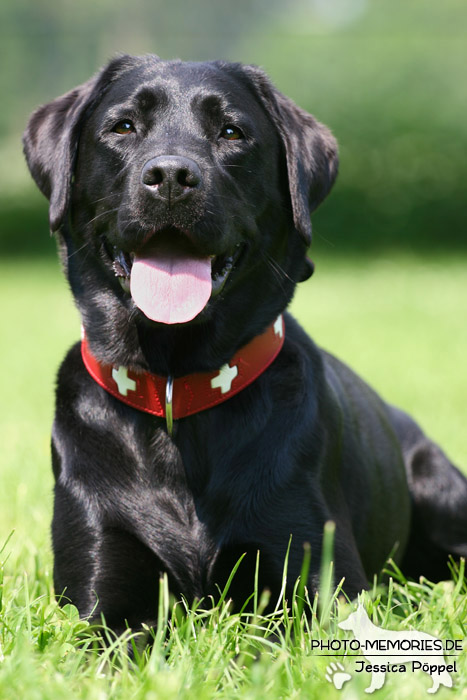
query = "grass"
(0, 252, 466, 698)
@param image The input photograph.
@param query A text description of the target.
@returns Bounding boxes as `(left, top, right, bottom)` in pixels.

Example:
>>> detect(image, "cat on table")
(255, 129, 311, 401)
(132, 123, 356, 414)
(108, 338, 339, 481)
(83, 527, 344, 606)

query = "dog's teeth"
(112, 260, 126, 277)
(113, 250, 132, 278)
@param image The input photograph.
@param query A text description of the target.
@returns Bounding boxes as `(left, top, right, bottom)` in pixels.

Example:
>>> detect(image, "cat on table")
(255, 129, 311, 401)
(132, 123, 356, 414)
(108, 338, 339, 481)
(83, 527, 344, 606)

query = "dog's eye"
(112, 120, 135, 135)
(220, 125, 244, 141)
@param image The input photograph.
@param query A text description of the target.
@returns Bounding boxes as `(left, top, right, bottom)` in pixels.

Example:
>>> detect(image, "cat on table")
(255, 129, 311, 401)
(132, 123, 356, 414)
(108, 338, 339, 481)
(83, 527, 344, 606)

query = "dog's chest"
(70, 380, 291, 599)
(121, 424, 251, 595)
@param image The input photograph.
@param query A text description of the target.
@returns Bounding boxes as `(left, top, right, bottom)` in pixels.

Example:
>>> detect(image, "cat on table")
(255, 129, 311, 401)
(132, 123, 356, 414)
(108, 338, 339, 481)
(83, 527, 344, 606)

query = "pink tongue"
(130, 248, 212, 324)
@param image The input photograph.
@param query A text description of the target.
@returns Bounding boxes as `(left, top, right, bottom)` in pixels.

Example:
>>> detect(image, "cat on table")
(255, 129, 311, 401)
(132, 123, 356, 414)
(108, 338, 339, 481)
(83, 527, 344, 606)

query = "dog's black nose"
(141, 156, 202, 204)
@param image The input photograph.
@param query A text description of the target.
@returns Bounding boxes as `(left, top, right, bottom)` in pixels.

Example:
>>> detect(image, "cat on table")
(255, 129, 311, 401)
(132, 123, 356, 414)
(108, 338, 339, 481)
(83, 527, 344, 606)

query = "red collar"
(81, 315, 284, 431)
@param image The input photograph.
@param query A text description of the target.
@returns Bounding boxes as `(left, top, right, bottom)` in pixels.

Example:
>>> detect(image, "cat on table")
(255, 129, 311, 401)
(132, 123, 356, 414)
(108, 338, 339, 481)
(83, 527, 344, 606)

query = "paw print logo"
(325, 662, 352, 690)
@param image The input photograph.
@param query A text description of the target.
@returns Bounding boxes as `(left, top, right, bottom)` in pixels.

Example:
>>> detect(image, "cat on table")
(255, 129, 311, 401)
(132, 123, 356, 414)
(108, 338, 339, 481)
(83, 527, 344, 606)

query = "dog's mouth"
(108, 229, 244, 325)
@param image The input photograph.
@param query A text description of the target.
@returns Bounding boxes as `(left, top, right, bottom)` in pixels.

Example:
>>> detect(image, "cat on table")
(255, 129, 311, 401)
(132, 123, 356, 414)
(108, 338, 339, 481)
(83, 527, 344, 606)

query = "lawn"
(0, 253, 466, 699)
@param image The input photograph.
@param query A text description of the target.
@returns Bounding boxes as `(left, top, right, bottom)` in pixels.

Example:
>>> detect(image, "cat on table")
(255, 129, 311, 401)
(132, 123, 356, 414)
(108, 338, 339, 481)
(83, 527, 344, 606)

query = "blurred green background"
(1, 0, 467, 256)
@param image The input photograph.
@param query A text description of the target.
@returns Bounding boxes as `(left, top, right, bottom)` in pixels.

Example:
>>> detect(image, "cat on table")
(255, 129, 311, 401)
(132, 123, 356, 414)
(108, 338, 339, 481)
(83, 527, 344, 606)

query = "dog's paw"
(325, 661, 352, 690)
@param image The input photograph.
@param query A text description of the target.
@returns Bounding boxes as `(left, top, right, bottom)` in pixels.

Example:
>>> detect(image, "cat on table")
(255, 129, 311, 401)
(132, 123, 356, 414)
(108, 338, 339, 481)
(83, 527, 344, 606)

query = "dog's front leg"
(52, 480, 163, 636)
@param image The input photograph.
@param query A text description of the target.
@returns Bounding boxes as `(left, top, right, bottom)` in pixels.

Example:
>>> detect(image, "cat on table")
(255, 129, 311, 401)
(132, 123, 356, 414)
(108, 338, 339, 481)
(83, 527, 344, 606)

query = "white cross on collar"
(211, 363, 239, 394)
(274, 315, 283, 337)
(112, 366, 136, 396)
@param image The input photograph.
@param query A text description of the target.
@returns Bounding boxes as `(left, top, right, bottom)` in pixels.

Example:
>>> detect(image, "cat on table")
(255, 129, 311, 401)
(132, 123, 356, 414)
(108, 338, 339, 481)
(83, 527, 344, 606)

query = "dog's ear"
(241, 66, 338, 246)
(22, 55, 135, 233)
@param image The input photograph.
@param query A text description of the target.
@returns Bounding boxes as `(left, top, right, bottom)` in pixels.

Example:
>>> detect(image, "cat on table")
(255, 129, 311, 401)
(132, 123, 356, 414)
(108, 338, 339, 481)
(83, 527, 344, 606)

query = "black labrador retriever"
(23, 54, 467, 633)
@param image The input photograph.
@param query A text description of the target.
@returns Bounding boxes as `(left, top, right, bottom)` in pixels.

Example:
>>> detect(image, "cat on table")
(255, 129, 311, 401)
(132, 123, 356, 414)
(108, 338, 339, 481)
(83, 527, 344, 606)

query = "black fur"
(23, 55, 467, 633)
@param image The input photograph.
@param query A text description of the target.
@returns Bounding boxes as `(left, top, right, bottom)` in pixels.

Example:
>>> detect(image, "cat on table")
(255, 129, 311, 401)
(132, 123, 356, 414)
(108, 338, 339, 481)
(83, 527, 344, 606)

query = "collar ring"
(165, 375, 174, 437)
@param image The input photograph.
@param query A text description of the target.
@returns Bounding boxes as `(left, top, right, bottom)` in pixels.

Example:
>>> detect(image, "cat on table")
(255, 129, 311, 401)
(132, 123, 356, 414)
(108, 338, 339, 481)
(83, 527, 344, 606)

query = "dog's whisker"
(114, 160, 136, 179)
(66, 240, 91, 260)
(258, 250, 292, 299)
(85, 208, 120, 227)
(265, 253, 294, 284)
(90, 194, 120, 206)
(118, 218, 141, 237)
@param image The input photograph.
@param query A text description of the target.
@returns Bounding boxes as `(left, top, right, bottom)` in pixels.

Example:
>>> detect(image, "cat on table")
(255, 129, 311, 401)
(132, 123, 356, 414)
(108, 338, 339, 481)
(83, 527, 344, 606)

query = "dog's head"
(23, 55, 337, 372)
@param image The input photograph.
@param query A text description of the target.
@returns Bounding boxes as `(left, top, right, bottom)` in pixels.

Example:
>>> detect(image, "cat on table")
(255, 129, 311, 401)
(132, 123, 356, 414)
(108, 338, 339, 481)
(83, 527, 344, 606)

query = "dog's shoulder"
(53, 340, 135, 435)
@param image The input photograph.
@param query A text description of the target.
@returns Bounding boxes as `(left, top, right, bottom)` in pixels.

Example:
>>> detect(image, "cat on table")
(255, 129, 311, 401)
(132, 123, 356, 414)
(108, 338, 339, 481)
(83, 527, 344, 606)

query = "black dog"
(23, 54, 467, 633)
